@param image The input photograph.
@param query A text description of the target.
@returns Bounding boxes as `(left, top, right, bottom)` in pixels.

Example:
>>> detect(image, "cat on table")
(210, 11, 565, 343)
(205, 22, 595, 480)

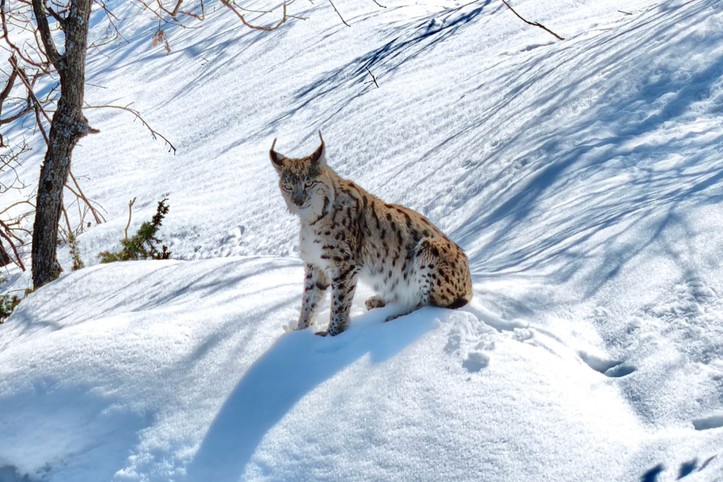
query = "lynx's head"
(270, 132, 335, 220)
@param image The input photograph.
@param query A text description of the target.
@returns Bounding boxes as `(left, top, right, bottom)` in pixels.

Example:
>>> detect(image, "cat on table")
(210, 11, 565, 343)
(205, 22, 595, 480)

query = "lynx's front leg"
(297, 264, 329, 330)
(318, 265, 359, 336)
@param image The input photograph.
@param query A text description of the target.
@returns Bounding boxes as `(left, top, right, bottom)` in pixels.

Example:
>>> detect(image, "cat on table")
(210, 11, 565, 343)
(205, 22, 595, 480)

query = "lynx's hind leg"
(416, 238, 472, 310)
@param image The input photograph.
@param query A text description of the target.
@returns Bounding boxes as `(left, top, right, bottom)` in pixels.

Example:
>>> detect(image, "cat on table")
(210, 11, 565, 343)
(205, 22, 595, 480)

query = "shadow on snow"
(186, 306, 440, 481)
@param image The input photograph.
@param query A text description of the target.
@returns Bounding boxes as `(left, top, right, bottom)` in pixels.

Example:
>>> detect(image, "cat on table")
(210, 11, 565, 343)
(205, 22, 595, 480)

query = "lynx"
(271, 133, 473, 336)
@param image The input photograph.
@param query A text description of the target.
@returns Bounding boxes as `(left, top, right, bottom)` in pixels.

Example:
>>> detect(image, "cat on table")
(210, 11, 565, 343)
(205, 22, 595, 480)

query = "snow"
(1, 0, 722, 481)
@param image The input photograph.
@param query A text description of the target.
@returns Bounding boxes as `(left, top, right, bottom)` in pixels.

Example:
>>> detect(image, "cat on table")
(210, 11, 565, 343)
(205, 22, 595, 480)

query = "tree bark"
(31, 0, 95, 289)
(0, 243, 10, 267)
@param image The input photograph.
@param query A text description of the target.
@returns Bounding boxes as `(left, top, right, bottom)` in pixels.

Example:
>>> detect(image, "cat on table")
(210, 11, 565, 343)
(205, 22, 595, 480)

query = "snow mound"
(1, 0, 722, 480)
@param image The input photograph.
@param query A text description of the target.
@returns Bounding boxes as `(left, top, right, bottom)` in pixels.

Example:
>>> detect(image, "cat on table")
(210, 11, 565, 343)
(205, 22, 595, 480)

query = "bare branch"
(135, 0, 206, 22)
(0, 56, 18, 107)
(501, 0, 564, 41)
(220, 0, 289, 31)
(328, 0, 350, 27)
(1, 1, 47, 67)
(68, 170, 106, 225)
(89, 0, 129, 48)
(84, 103, 177, 154)
(10, 54, 53, 125)
(0, 219, 26, 271)
(365, 67, 379, 88)
(31, 0, 64, 70)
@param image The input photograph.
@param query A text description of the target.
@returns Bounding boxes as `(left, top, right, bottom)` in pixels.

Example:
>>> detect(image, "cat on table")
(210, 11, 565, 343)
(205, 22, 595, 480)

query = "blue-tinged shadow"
(641, 463, 664, 482)
(186, 306, 441, 481)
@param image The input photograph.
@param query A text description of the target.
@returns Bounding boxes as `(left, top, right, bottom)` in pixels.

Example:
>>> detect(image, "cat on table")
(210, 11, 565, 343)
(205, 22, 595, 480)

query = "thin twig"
(0, 219, 25, 271)
(124, 197, 136, 240)
(31, 0, 63, 70)
(84, 103, 177, 154)
(68, 170, 106, 224)
(501, 0, 564, 41)
(328, 0, 350, 27)
(220, 0, 289, 31)
(365, 67, 379, 88)
(11, 57, 52, 124)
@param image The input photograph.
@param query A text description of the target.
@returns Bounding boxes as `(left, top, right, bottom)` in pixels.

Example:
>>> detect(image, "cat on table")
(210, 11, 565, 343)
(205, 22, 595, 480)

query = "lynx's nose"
(293, 194, 305, 206)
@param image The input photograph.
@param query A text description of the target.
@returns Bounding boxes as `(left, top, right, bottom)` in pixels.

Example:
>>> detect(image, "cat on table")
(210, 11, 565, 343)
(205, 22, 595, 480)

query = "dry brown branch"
(0, 56, 19, 107)
(365, 67, 379, 88)
(31, 0, 63, 69)
(0, 219, 26, 271)
(84, 103, 177, 154)
(11, 57, 52, 125)
(60, 205, 73, 240)
(0, 142, 29, 190)
(0, 200, 34, 221)
(136, 0, 206, 22)
(155, 0, 205, 20)
(89, 0, 129, 48)
(1, 1, 47, 67)
(501, 0, 564, 41)
(327, 0, 350, 27)
(220, 0, 289, 31)
(68, 170, 106, 225)
(0, 59, 34, 125)
(62, 179, 106, 235)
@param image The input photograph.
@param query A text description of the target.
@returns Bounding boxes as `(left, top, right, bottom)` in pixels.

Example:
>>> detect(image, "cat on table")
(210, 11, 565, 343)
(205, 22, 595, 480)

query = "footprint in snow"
(692, 414, 723, 431)
(445, 313, 495, 373)
(578, 351, 637, 378)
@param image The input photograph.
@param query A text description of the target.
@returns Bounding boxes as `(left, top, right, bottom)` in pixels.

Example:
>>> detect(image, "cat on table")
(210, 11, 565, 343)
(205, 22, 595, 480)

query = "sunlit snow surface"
(1, 0, 722, 481)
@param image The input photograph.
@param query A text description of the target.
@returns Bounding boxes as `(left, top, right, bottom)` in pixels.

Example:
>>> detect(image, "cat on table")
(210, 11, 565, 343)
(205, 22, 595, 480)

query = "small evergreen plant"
(68, 232, 85, 271)
(99, 198, 171, 263)
(0, 277, 21, 324)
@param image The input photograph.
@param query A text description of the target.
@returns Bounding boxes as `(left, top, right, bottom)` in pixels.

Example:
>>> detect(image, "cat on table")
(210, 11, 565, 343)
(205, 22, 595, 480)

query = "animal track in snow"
(578, 351, 637, 378)
(462, 352, 489, 373)
(445, 313, 495, 373)
(692, 414, 723, 431)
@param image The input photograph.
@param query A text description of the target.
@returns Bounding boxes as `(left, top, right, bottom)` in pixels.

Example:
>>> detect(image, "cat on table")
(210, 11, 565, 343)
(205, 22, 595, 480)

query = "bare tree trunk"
(0, 243, 10, 267)
(31, 0, 95, 289)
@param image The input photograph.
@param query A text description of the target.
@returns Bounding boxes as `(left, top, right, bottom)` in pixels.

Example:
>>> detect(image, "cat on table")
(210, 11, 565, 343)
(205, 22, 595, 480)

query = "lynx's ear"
(269, 138, 286, 171)
(310, 131, 325, 166)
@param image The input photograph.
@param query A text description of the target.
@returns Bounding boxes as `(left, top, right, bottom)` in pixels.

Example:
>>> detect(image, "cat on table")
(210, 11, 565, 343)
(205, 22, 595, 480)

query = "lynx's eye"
(304, 180, 317, 188)
(281, 181, 293, 191)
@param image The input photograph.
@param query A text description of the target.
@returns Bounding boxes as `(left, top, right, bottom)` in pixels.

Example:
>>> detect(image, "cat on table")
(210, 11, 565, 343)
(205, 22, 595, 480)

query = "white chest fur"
(299, 223, 328, 268)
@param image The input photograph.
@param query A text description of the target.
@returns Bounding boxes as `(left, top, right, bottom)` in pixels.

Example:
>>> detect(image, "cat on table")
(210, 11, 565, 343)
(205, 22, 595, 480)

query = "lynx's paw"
(316, 325, 344, 337)
(365, 295, 386, 311)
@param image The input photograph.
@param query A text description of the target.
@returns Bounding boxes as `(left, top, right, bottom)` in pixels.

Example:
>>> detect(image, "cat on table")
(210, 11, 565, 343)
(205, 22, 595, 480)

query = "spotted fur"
(271, 133, 472, 336)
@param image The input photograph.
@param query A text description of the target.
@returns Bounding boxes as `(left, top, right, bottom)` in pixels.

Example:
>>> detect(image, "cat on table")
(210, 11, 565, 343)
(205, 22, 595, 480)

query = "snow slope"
(1, 0, 722, 480)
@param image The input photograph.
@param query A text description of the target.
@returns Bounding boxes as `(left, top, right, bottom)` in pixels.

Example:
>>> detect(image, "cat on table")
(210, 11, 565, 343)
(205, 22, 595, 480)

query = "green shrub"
(68, 231, 85, 271)
(0, 292, 21, 323)
(99, 198, 171, 263)
(0, 277, 22, 324)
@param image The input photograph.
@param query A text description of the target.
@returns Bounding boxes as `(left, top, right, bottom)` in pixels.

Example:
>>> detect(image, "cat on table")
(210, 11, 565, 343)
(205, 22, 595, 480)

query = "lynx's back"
(271, 133, 472, 336)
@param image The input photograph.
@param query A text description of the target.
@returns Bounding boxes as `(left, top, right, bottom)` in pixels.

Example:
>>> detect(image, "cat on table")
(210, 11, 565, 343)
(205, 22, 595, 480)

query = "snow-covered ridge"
(1, 0, 722, 480)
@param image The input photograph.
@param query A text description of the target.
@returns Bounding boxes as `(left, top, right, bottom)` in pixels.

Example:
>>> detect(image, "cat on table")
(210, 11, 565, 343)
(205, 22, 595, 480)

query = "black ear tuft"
(270, 138, 285, 169)
(310, 131, 325, 165)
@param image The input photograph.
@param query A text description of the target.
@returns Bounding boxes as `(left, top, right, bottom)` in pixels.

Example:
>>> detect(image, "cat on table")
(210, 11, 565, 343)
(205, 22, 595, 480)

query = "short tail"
(446, 297, 470, 309)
